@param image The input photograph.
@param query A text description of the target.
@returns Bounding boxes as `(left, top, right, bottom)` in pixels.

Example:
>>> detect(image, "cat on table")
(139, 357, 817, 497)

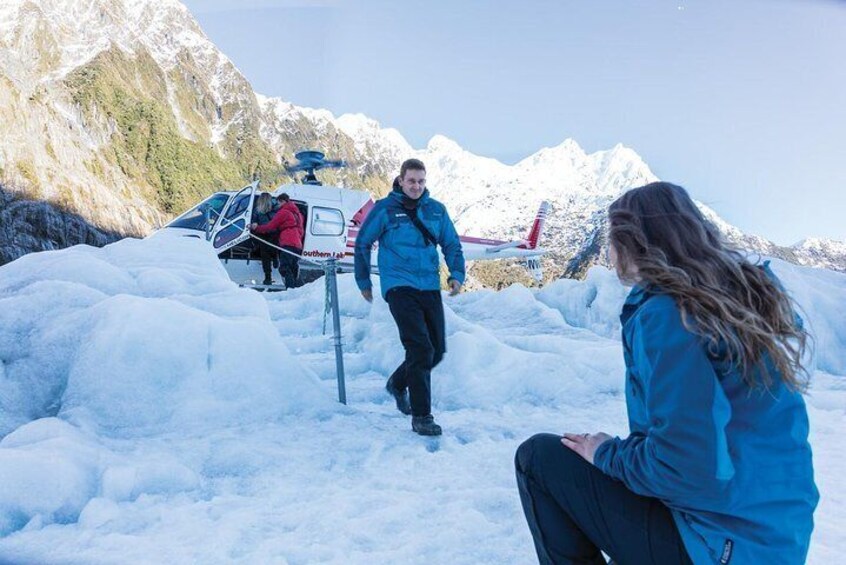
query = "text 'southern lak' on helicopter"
(154, 151, 550, 289)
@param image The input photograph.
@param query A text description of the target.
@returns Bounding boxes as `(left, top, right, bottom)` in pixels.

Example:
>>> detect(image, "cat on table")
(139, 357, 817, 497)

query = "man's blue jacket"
(354, 189, 465, 299)
(594, 284, 819, 564)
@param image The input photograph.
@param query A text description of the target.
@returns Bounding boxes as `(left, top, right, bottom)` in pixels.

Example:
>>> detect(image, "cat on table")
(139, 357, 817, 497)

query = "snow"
(0, 237, 842, 562)
(766, 260, 846, 376)
(797, 238, 846, 254)
(0, 237, 334, 438)
(336, 112, 415, 170)
(792, 238, 846, 272)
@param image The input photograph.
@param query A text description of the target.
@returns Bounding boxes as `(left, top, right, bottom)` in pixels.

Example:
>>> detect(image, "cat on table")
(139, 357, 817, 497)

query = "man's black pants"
(515, 433, 692, 565)
(279, 246, 300, 288)
(386, 287, 446, 417)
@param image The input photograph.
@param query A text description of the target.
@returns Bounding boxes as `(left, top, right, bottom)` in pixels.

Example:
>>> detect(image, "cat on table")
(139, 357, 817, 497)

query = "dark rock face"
(0, 184, 123, 267)
(562, 210, 608, 279)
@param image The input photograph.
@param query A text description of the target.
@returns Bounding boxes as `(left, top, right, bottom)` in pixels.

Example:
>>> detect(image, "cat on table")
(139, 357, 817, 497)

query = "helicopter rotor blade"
(314, 159, 347, 170)
(284, 150, 347, 184)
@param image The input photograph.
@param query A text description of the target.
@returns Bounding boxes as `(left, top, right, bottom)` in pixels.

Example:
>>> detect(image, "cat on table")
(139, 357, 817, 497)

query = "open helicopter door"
(209, 181, 258, 253)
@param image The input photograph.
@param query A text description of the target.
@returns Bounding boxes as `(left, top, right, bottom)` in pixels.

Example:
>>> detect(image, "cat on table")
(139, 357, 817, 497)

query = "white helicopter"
(156, 151, 549, 289)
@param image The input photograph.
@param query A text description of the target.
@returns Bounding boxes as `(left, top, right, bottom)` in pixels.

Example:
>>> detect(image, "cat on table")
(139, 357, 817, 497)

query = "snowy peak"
(336, 113, 412, 153)
(426, 134, 466, 155)
(423, 134, 509, 178)
(0, 0, 214, 90)
(590, 143, 651, 179)
(791, 237, 846, 271)
(258, 94, 337, 134)
(795, 237, 846, 254)
(335, 112, 414, 165)
(516, 138, 586, 168)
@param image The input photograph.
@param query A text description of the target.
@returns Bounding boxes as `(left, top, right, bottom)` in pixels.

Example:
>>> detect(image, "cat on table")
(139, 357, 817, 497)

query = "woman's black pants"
(257, 240, 277, 281)
(515, 433, 692, 565)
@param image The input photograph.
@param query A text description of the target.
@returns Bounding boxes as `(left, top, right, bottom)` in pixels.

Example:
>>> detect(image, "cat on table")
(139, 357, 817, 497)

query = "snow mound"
(536, 266, 631, 339)
(0, 416, 203, 536)
(0, 236, 335, 438)
(766, 259, 846, 376)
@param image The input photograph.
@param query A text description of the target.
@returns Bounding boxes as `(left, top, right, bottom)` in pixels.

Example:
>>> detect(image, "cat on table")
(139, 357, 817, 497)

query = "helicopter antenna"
(285, 150, 347, 186)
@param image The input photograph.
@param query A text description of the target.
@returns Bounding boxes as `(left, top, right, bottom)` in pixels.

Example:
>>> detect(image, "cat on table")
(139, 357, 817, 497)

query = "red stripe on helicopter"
(459, 235, 508, 246)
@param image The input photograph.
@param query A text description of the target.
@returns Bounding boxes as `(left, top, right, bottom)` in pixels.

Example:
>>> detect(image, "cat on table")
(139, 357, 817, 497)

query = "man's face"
(400, 169, 426, 200)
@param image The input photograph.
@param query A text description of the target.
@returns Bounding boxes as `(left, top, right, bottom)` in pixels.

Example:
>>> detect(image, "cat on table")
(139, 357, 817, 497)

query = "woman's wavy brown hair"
(608, 182, 809, 391)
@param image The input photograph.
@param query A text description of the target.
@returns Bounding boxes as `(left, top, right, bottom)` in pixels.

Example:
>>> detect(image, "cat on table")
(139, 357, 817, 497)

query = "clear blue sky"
(182, 0, 846, 246)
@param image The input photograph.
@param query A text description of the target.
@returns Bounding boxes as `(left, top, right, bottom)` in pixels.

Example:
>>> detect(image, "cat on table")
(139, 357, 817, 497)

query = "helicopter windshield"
(167, 193, 230, 232)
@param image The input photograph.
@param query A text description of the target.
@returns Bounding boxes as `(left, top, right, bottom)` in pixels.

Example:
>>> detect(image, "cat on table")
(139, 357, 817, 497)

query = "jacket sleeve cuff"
(592, 437, 620, 476)
(448, 273, 465, 285)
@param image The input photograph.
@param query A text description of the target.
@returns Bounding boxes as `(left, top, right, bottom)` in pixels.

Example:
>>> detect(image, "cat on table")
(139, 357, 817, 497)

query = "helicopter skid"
(238, 282, 287, 292)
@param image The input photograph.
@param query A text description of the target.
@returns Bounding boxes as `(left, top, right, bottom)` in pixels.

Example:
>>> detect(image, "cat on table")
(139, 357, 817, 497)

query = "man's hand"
(561, 432, 613, 465)
(361, 289, 373, 303)
(249, 223, 258, 230)
(448, 278, 462, 296)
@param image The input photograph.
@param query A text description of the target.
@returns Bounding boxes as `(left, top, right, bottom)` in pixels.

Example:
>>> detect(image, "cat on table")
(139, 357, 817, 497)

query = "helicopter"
(154, 150, 549, 289)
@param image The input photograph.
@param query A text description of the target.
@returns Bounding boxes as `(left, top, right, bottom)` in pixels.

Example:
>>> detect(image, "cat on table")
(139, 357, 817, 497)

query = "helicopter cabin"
(161, 180, 372, 286)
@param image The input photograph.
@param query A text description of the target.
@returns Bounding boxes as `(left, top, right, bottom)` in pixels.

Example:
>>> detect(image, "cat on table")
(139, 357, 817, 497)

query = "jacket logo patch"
(394, 213, 407, 218)
(720, 539, 733, 564)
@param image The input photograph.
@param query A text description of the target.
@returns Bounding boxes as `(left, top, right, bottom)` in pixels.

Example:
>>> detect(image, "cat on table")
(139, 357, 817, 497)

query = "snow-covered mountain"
(0, 0, 843, 278)
(420, 135, 659, 279)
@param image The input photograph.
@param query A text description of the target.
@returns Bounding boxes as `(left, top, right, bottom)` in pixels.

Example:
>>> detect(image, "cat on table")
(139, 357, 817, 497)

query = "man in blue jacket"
(354, 159, 465, 436)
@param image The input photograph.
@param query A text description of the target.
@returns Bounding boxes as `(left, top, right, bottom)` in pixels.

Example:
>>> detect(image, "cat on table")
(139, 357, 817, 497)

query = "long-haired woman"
(515, 182, 818, 564)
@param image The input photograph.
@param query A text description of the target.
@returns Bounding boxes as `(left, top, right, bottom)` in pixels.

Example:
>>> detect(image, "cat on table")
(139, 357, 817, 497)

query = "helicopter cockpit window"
(311, 207, 344, 236)
(167, 194, 229, 231)
(224, 192, 251, 222)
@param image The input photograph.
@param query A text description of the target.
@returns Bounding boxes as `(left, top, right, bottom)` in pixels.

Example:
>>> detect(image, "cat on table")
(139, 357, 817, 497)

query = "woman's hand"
(562, 432, 613, 465)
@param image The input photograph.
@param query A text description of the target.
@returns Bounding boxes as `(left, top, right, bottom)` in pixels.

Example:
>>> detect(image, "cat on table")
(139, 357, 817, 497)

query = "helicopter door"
(209, 181, 257, 252)
(307, 205, 347, 258)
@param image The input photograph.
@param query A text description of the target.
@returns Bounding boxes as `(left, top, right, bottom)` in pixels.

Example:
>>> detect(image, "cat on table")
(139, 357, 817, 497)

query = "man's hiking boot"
(385, 377, 412, 415)
(263, 277, 273, 286)
(412, 415, 442, 436)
